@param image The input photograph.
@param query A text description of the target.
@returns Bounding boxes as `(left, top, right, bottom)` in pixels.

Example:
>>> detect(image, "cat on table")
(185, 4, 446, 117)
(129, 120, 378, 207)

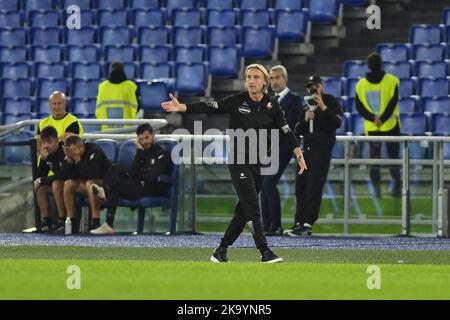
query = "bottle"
(65, 217, 72, 235)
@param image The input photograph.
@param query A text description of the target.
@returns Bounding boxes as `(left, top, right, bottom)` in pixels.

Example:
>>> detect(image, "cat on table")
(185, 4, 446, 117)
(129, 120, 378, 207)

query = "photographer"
(287, 76, 343, 237)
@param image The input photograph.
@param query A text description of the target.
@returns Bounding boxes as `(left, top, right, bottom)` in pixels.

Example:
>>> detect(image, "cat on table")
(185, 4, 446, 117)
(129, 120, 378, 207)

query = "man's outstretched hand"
(161, 94, 187, 113)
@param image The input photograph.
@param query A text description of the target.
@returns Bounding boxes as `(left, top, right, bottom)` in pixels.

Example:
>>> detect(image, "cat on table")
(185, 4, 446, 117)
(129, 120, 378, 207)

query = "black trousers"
(368, 124, 401, 184)
(103, 166, 163, 217)
(260, 151, 293, 229)
(220, 164, 269, 253)
(295, 144, 333, 226)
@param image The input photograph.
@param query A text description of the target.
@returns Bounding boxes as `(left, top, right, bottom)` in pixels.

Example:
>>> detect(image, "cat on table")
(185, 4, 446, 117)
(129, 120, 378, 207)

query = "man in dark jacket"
(62, 135, 111, 231)
(90, 123, 172, 235)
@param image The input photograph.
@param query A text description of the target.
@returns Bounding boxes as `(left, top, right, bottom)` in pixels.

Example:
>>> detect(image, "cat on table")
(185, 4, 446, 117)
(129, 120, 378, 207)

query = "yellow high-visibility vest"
(95, 80, 138, 131)
(356, 73, 401, 135)
(38, 113, 84, 139)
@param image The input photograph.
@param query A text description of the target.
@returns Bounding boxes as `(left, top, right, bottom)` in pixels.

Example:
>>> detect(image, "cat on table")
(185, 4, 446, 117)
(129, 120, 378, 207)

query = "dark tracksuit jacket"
(187, 91, 300, 253)
(36, 142, 66, 186)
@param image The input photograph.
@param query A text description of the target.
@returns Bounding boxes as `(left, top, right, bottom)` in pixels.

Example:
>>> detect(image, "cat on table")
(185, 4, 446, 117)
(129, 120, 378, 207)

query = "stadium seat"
(275, 9, 309, 41)
(322, 77, 342, 96)
(241, 9, 271, 27)
(206, 9, 237, 27)
(308, 0, 339, 24)
(165, 0, 198, 14)
(412, 44, 446, 62)
(116, 139, 136, 170)
(350, 114, 364, 135)
(344, 77, 360, 98)
(173, 26, 203, 46)
(332, 142, 345, 158)
(2, 98, 34, 114)
(422, 96, 450, 114)
(205, 0, 233, 9)
(443, 8, 450, 25)
(0, 46, 27, 63)
(0, 12, 23, 28)
(31, 45, 62, 63)
(140, 62, 172, 79)
(132, 9, 165, 27)
(0, 0, 19, 11)
(94, 139, 118, 162)
(96, 0, 125, 10)
(129, 0, 159, 9)
(24, 0, 54, 13)
(399, 113, 427, 135)
(30, 27, 61, 46)
(445, 26, 450, 43)
(2, 113, 32, 125)
(242, 26, 274, 58)
(335, 115, 347, 135)
(410, 25, 443, 45)
(1, 62, 30, 78)
(67, 45, 100, 62)
(344, 60, 368, 78)
(63, 9, 95, 28)
(71, 79, 98, 98)
(384, 61, 411, 78)
(65, 26, 96, 45)
(36, 98, 50, 114)
(1, 131, 34, 165)
(175, 62, 208, 95)
(239, 0, 269, 9)
(174, 45, 205, 63)
(418, 77, 449, 97)
(71, 98, 97, 117)
(98, 9, 128, 27)
(63, 0, 92, 9)
(139, 45, 171, 63)
(138, 26, 169, 45)
(377, 43, 409, 62)
(340, 0, 368, 5)
(138, 80, 170, 112)
(398, 96, 418, 114)
(207, 26, 239, 46)
(172, 8, 202, 27)
(100, 26, 133, 46)
(105, 45, 135, 63)
(415, 61, 448, 78)
(36, 79, 69, 98)
(104, 62, 137, 78)
(0, 28, 27, 46)
(29, 10, 60, 27)
(433, 114, 450, 135)
(35, 62, 66, 79)
(274, 0, 302, 10)
(208, 45, 241, 77)
(71, 62, 102, 79)
(2, 79, 34, 98)
(399, 78, 414, 97)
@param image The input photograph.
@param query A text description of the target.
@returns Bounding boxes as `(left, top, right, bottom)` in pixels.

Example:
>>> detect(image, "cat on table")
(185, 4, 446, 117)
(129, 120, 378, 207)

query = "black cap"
(306, 75, 323, 87)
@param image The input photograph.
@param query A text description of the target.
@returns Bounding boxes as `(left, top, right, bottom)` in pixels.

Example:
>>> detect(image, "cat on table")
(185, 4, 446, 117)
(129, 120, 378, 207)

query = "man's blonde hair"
(244, 64, 270, 94)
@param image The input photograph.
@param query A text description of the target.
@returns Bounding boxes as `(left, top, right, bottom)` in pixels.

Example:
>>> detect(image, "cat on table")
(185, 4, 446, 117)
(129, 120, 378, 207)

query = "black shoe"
(210, 247, 230, 263)
(261, 250, 283, 263)
(40, 220, 51, 233)
(53, 221, 65, 234)
(287, 224, 312, 237)
(273, 226, 284, 236)
(90, 222, 101, 231)
(283, 223, 301, 235)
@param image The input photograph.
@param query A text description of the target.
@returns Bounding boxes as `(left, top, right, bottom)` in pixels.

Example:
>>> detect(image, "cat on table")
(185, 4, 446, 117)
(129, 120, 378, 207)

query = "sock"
(259, 246, 270, 255)
(92, 218, 100, 228)
(106, 211, 115, 228)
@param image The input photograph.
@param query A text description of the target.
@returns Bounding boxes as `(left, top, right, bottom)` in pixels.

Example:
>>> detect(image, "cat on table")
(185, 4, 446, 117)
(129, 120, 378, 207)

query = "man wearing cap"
(287, 76, 343, 237)
(89, 123, 172, 235)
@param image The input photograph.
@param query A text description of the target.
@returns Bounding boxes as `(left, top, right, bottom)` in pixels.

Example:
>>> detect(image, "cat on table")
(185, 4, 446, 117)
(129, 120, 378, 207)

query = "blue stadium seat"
(174, 45, 205, 63)
(98, 9, 128, 27)
(138, 26, 169, 45)
(140, 62, 172, 79)
(1, 62, 30, 78)
(410, 25, 443, 45)
(445, 26, 450, 43)
(399, 78, 414, 97)
(31, 45, 62, 63)
(65, 26, 96, 45)
(412, 44, 446, 62)
(0, 0, 19, 10)
(399, 113, 427, 135)
(105, 45, 135, 63)
(205, 0, 233, 9)
(71, 62, 102, 79)
(63, 0, 92, 9)
(239, 0, 269, 9)
(206, 9, 237, 27)
(104, 62, 137, 78)
(63, 9, 95, 28)
(308, 0, 338, 24)
(322, 77, 342, 96)
(0, 28, 26, 46)
(138, 80, 170, 112)
(173, 26, 203, 46)
(344, 60, 368, 78)
(1, 131, 34, 165)
(35, 62, 66, 79)
(384, 61, 411, 78)
(335, 115, 347, 136)
(100, 26, 133, 46)
(139, 45, 171, 63)
(165, 0, 198, 14)
(175, 62, 208, 95)
(71, 98, 96, 117)
(275, 9, 309, 41)
(340, 0, 368, 5)
(398, 96, 418, 114)
(132, 9, 165, 27)
(241, 9, 270, 27)
(24, 0, 54, 13)
(208, 45, 241, 77)
(242, 26, 274, 58)
(67, 45, 100, 62)
(72, 79, 98, 98)
(129, 0, 159, 9)
(2, 79, 33, 98)
(96, 0, 125, 9)
(36, 98, 50, 114)
(207, 26, 239, 45)
(0, 12, 23, 28)
(418, 77, 449, 97)
(274, 0, 302, 10)
(2, 97, 34, 114)
(415, 61, 447, 78)
(30, 27, 61, 45)
(95, 139, 118, 162)
(443, 8, 450, 25)
(29, 10, 60, 27)
(432, 114, 450, 135)
(36, 79, 69, 98)
(2, 114, 32, 126)
(344, 77, 360, 98)
(377, 43, 409, 62)
(172, 8, 202, 27)
(0, 46, 27, 63)
(350, 114, 364, 135)
(116, 139, 136, 170)
(422, 96, 450, 114)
